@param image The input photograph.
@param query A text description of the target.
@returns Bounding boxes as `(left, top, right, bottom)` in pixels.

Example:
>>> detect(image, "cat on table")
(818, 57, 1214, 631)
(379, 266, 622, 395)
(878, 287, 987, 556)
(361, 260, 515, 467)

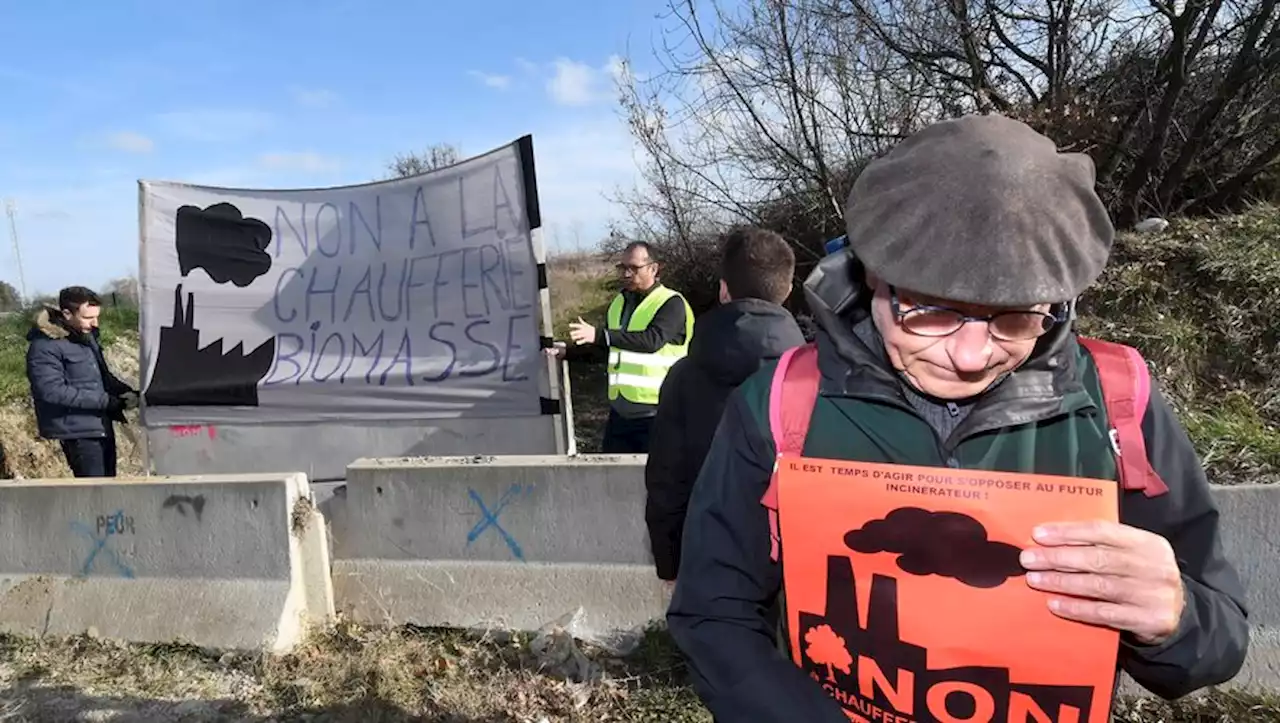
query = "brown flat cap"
(845, 113, 1114, 306)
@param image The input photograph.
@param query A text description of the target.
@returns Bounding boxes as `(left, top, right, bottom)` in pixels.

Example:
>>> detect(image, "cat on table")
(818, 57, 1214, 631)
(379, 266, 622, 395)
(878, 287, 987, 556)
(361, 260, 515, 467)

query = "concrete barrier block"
(1205, 485, 1280, 692)
(333, 455, 667, 644)
(1211, 485, 1280, 629)
(1117, 485, 1280, 695)
(0, 473, 334, 652)
(332, 459, 1280, 692)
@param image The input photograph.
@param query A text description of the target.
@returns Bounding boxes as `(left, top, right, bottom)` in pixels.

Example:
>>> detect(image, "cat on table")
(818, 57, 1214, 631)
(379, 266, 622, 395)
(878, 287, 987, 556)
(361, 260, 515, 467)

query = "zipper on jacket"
(830, 381, 1094, 468)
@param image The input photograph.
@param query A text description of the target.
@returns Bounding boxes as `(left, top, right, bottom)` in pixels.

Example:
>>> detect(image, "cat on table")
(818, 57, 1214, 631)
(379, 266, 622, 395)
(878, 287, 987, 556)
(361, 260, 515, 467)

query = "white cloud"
(545, 55, 631, 107)
(604, 55, 629, 84)
(515, 57, 540, 75)
(547, 58, 600, 106)
(0, 64, 109, 104)
(513, 115, 642, 249)
(468, 70, 512, 89)
(257, 151, 341, 173)
(3, 183, 139, 295)
(180, 166, 263, 188)
(291, 87, 338, 108)
(155, 109, 274, 142)
(31, 208, 72, 220)
(104, 130, 154, 153)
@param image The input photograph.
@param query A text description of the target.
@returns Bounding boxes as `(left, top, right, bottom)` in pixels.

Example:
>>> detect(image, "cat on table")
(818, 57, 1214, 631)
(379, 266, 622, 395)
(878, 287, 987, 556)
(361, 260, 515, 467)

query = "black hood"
(687, 299, 806, 385)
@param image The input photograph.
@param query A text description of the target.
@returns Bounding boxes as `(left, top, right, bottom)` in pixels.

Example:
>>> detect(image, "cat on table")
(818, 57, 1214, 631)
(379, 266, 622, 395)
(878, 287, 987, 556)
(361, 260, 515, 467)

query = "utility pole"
(4, 198, 28, 301)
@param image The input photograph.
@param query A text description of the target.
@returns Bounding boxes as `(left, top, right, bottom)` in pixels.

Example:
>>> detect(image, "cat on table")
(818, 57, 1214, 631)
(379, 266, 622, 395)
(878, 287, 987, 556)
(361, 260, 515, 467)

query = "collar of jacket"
(801, 250, 1097, 446)
(33, 307, 72, 340)
(32, 307, 96, 345)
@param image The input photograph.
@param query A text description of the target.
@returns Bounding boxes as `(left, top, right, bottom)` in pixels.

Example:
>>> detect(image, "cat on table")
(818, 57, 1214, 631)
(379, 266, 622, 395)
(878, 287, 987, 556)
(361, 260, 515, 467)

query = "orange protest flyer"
(776, 458, 1121, 723)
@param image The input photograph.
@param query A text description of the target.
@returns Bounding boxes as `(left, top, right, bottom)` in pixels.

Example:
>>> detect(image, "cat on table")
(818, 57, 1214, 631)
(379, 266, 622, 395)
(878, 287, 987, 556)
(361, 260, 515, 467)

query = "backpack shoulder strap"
(769, 343, 821, 455)
(760, 343, 821, 562)
(1077, 336, 1169, 498)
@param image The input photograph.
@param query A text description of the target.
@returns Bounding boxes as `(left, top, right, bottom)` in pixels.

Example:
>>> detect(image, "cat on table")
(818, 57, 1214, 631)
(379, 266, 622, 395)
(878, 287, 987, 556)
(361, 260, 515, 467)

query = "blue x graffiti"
(70, 512, 135, 579)
(466, 484, 531, 561)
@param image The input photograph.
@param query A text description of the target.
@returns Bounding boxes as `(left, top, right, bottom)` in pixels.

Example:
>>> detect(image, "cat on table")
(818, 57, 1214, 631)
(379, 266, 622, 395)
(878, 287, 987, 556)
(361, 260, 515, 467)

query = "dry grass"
(566, 366, 610, 454)
(546, 251, 614, 338)
(547, 251, 615, 453)
(0, 624, 710, 722)
(1114, 690, 1280, 722)
(0, 405, 146, 481)
(0, 626, 1276, 722)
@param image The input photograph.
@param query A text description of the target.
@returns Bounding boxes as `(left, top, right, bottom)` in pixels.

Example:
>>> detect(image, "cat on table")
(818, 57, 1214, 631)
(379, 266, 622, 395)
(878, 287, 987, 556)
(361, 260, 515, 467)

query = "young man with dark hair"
(26, 285, 138, 477)
(645, 227, 805, 584)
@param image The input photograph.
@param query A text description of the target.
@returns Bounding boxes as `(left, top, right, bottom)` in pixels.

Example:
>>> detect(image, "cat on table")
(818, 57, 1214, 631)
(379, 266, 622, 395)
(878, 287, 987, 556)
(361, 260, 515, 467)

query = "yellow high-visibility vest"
(605, 285, 694, 405)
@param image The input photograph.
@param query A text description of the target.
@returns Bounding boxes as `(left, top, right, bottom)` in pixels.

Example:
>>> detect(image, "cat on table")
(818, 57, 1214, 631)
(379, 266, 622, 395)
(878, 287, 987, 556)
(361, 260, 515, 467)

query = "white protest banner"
(139, 137, 547, 425)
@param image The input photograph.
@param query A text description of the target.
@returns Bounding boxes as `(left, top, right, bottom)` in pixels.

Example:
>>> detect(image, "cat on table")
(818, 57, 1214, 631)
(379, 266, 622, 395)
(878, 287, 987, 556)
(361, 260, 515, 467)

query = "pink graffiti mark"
(169, 425, 217, 440)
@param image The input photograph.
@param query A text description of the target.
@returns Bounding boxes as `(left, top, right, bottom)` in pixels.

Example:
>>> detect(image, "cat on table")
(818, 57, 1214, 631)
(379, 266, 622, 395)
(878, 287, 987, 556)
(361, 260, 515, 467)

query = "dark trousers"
(601, 409, 655, 454)
(60, 432, 117, 478)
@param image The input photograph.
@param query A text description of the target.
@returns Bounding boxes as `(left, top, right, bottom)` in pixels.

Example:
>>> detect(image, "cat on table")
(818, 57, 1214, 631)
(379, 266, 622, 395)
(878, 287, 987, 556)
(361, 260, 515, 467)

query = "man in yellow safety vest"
(548, 241, 694, 452)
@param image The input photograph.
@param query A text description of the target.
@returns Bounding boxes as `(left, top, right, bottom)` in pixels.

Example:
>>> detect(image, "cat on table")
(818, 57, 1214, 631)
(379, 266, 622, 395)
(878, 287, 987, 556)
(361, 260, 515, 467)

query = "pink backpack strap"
(1078, 336, 1169, 498)
(760, 343, 821, 562)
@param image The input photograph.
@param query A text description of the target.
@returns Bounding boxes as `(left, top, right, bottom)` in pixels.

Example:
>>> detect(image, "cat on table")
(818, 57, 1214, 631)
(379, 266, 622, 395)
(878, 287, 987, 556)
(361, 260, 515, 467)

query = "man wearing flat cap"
(667, 114, 1248, 722)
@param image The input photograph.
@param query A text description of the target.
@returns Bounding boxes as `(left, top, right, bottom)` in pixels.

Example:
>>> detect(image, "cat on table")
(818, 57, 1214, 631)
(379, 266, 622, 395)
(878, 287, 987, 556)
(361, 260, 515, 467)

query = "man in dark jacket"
(645, 227, 804, 584)
(26, 286, 138, 478)
(668, 115, 1248, 721)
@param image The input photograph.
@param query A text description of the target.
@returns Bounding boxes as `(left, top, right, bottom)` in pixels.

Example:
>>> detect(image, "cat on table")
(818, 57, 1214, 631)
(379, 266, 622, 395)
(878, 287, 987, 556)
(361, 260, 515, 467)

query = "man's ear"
(718, 279, 731, 304)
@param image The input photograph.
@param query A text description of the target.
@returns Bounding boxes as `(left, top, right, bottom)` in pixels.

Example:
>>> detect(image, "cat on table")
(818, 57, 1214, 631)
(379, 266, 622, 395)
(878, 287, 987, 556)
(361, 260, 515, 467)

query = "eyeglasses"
(889, 286, 1066, 342)
(616, 262, 654, 275)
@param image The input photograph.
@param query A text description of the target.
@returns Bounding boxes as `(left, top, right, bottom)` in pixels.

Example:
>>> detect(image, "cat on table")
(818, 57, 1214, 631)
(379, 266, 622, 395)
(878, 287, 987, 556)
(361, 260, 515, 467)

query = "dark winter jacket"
(645, 299, 806, 580)
(26, 308, 133, 440)
(667, 251, 1249, 722)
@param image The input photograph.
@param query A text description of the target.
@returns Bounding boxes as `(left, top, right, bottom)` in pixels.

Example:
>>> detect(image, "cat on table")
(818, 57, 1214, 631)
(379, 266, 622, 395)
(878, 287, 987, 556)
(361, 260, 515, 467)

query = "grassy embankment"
(1076, 206, 1280, 483)
(2, 622, 1277, 721)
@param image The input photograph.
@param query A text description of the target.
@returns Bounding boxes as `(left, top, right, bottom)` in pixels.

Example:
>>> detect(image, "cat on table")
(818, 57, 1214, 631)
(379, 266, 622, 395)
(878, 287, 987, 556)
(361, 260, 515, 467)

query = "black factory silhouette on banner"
(797, 507, 1096, 721)
(145, 202, 276, 407)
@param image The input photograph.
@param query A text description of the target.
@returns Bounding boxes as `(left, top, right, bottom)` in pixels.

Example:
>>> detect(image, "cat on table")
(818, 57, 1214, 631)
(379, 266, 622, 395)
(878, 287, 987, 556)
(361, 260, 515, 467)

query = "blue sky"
(0, 0, 665, 296)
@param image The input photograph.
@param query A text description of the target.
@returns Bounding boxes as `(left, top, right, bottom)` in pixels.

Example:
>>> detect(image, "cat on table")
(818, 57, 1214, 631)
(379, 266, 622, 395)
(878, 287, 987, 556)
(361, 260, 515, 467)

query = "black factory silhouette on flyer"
(776, 460, 1122, 723)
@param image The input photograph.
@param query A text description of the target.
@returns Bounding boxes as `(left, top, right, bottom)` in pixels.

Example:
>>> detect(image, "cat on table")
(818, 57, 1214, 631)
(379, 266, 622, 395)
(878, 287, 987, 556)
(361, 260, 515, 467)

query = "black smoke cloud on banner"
(145, 202, 276, 408)
(844, 507, 1025, 588)
(176, 203, 273, 287)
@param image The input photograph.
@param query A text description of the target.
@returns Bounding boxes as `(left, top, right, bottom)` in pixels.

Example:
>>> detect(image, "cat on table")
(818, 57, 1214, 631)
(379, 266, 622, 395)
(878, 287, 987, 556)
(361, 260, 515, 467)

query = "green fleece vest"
(744, 345, 1120, 482)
